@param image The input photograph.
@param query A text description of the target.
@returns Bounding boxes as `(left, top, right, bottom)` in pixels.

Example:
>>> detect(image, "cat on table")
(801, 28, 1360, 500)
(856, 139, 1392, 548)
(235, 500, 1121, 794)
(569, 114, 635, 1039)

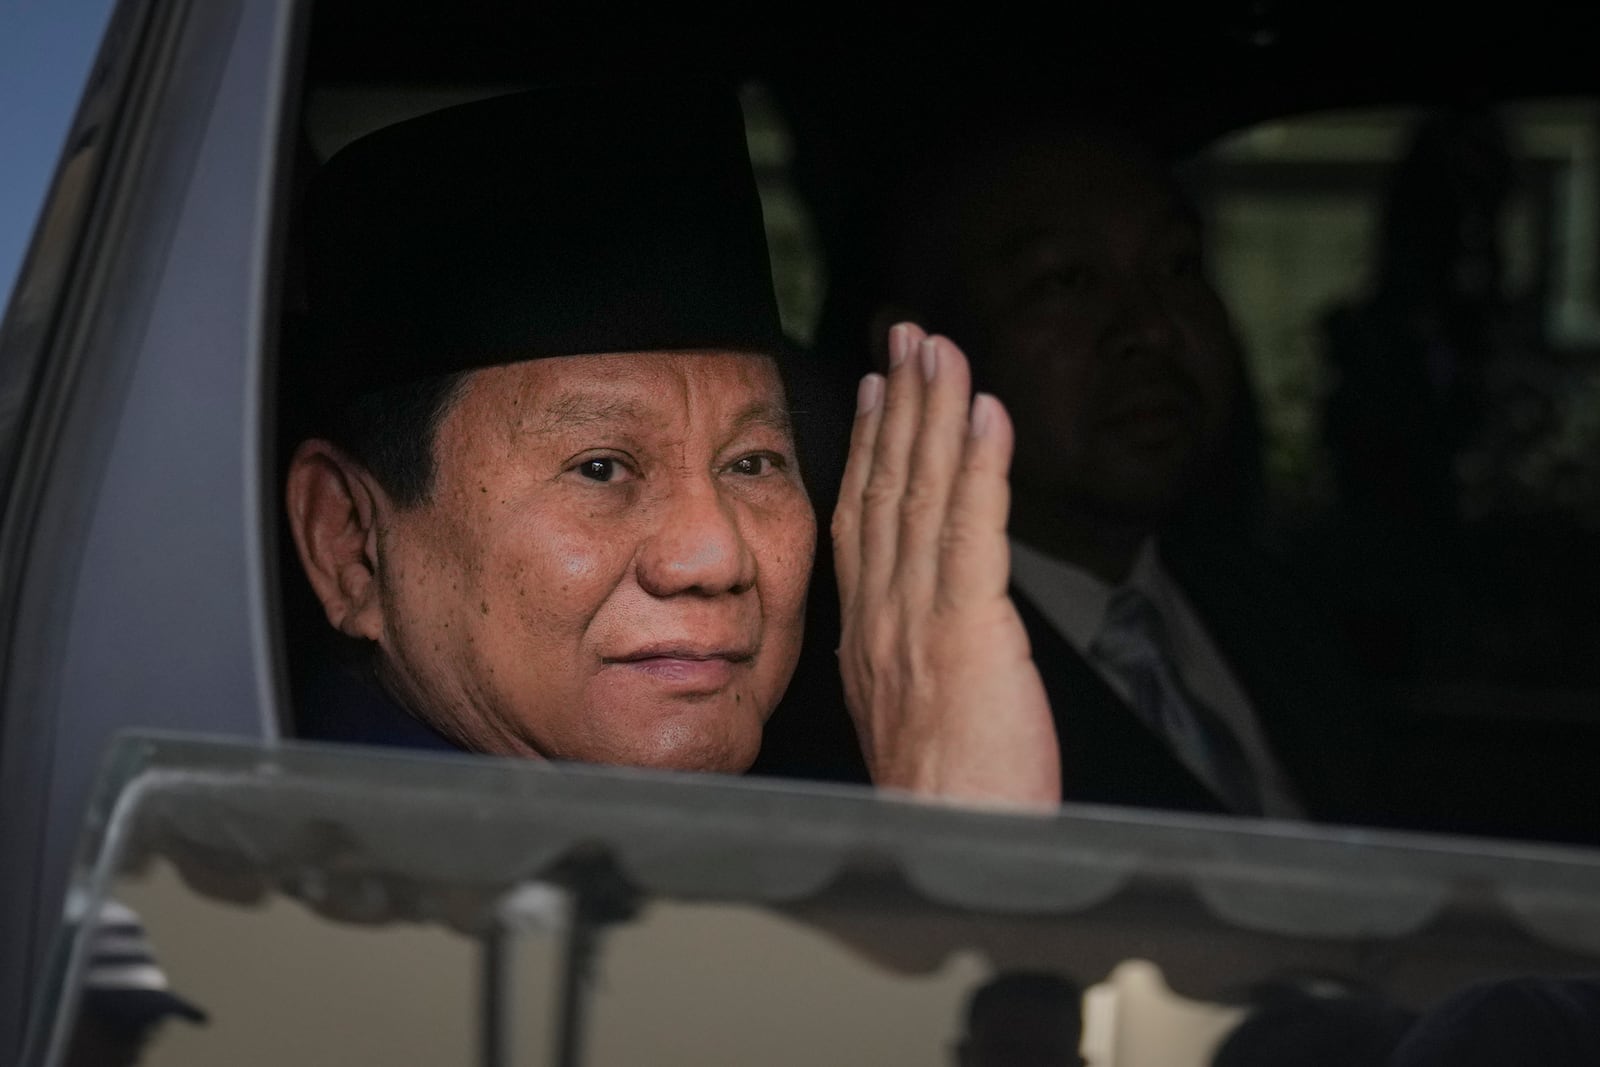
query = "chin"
(640, 745, 758, 776)
(578, 705, 766, 776)
(1104, 487, 1189, 525)
(1089, 458, 1201, 518)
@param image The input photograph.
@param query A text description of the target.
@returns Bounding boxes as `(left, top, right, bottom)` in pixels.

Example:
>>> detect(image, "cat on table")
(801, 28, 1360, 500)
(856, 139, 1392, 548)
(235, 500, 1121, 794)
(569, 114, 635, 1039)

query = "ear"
(284, 439, 388, 642)
(867, 304, 926, 371)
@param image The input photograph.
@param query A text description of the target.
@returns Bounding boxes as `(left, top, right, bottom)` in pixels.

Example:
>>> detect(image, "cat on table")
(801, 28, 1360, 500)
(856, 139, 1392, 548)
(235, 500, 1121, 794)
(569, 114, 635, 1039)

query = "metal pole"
(552, 906, 598, 1067)
(479, 922, 511, 1067)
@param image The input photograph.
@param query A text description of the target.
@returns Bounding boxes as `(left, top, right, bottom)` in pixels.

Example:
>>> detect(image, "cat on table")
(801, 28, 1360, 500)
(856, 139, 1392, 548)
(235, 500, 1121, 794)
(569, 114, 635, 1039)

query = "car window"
(275, 2, 1600, 842)
(0, 1, 116, 498)
(1, 1, 299, 1053)
(1191, 100, 1600, 540)
(1186, 99, 1600, 842)
(0, 2, 116, 306)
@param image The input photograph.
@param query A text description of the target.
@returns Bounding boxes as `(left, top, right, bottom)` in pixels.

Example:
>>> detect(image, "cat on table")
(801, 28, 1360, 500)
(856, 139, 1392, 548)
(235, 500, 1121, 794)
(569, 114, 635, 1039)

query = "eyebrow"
(728, 400, 795, 438)
(517, 391, 794, 439)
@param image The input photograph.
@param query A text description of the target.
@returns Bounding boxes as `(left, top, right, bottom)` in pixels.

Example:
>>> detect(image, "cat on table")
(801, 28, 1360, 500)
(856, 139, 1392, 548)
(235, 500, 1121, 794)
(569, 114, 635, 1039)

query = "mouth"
(601, 645, 755, 692)
(1101, 384, 1201, 444)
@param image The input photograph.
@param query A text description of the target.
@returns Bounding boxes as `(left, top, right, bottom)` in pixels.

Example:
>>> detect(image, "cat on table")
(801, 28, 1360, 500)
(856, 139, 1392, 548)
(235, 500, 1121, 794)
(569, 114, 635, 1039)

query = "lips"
(601, 644, 755, 692)
(1104, 380, 1196, 420)
(1100, 381, 1201, 445)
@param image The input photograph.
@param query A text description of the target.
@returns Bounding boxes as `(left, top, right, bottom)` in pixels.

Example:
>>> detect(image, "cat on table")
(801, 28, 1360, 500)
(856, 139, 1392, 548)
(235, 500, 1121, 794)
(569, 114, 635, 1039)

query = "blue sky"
(0, 1, 115, 307)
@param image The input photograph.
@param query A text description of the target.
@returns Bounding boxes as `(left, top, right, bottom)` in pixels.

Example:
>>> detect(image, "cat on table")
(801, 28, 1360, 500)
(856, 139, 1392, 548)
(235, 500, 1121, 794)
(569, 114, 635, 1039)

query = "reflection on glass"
(953, 970, 1085, 1067)
(34, 737, 1600, 1067)
(1209, 984, 1413, 1067)
(90, 861, 477, 1066)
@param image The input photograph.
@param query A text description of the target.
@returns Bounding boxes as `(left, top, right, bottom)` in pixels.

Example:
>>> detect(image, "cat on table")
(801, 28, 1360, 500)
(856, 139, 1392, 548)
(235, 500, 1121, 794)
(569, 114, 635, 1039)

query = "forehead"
(965, 136, 1184, 248)
(449, 349, 790, 439)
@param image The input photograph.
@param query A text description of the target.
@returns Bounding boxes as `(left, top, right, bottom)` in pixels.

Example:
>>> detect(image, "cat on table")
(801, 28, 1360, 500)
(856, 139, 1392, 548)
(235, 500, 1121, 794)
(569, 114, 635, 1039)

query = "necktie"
(1091, 586, 1263, 816)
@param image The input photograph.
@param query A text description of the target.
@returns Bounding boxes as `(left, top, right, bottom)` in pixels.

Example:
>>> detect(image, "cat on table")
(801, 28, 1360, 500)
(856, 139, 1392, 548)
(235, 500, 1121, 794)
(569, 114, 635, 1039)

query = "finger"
(857, 321, 928, 598)
(831, 370, 885, 605)
(893, 335, 973, 591)
(833, 320, 924, 606)
(937, 392, 1016, 606)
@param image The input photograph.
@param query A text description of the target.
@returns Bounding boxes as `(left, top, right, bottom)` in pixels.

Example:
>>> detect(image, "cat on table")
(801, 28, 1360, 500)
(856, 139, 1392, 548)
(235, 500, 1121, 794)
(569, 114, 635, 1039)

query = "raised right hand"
(831, 323, 1060, 809)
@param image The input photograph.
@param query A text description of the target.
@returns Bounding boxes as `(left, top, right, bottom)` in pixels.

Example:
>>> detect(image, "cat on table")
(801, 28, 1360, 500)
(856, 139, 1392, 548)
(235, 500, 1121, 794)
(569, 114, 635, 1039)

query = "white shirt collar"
(1007, 534, 1307, 819)
(1008, 537, 1165, 653)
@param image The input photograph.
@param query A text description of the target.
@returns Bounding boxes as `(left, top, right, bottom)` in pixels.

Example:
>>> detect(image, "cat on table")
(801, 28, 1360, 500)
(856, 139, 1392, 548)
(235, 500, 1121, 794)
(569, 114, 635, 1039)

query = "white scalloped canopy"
(68, 733, 1600, 1008)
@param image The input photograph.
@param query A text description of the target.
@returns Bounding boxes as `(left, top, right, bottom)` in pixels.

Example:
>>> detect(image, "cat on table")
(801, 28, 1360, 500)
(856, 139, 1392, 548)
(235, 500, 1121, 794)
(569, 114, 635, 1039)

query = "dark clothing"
(1391, 975, 1600, 1067)
(1210, 993, 1415, 1067)
(296, 662, 463, 752)
(749, 551, 871, 784)
(1068, 537, 1384, 825)
(755, 540, 1389, 826)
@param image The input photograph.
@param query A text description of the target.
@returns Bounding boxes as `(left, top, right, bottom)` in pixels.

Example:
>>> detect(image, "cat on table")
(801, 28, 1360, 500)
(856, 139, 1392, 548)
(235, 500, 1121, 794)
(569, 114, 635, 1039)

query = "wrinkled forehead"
(452, 349, 794, 441)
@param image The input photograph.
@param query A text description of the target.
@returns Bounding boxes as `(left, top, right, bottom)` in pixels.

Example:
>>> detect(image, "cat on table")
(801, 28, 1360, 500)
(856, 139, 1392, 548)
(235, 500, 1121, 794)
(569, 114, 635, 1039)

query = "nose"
(1104, 276, 1179, 358)
(635, 478, 757, 598)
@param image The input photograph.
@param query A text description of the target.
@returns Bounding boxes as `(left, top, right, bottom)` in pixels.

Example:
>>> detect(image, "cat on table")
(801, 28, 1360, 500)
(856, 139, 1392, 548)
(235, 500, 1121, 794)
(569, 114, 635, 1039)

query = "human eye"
(1018, 260, 1097, 306)
(725, 452, 787, 477)
(568, 454, 635, 484)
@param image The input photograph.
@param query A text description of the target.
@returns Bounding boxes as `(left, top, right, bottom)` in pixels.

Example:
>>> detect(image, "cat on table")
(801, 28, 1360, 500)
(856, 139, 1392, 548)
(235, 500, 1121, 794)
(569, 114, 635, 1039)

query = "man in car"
(284, 84, 810, 776)
(283, 84, 1059, 806)
(780, 113, 1383, 820)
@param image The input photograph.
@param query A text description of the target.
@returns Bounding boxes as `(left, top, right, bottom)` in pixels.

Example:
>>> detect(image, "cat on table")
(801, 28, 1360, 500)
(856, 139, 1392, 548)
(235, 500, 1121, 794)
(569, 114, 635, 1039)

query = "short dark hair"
(321, 371, 470, 507)
(858, 112, 1177, 354)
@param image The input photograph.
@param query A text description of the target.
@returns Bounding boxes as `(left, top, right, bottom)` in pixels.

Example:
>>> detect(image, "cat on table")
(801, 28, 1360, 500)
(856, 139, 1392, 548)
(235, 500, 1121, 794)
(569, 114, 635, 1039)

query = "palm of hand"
(832, 323, 1060, 808)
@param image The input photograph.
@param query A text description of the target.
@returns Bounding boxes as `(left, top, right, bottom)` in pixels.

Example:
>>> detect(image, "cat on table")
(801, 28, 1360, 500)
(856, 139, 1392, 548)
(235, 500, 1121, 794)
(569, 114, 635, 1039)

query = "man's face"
(371, 351, 816, 773)
(953, 137, 1240, 531)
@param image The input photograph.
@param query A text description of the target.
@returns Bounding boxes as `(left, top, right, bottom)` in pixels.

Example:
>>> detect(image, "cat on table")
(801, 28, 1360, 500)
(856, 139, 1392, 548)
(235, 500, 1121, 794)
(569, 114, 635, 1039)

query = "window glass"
(47, 737, 1600, 1067)
(272, 4, 1600, 848)
(1190, 100, 1600, 530)
(1187, 100, 1600, 715)
(0, 1, 116, 306)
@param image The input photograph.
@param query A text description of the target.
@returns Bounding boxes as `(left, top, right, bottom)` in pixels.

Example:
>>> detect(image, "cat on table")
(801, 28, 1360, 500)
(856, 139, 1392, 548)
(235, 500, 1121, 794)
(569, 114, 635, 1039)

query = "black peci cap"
(300, 82, 784, 407)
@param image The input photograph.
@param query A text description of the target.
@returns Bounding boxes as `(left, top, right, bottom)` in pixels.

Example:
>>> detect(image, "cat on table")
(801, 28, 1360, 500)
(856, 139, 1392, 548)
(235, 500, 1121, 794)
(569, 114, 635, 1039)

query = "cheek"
(1176, 315, 1241, 427)
(752, 503, 815, 715)
(375, 509, 491, 710)
(989, 311, 1098, 389)
(753, 499, 817, 618)
(993, 335, 1096, 455)
(384, 504, 479, 611)
(488, 504, 637, 630)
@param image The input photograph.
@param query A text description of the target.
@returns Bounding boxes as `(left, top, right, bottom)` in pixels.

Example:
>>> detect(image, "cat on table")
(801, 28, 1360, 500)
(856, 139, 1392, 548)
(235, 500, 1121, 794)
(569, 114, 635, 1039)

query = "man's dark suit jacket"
(753, 539, 1388, 826)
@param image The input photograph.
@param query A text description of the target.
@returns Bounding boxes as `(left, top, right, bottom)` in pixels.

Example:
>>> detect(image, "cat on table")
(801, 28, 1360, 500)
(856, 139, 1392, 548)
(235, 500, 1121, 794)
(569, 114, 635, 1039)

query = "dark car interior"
(278, 0, 1600, 844)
